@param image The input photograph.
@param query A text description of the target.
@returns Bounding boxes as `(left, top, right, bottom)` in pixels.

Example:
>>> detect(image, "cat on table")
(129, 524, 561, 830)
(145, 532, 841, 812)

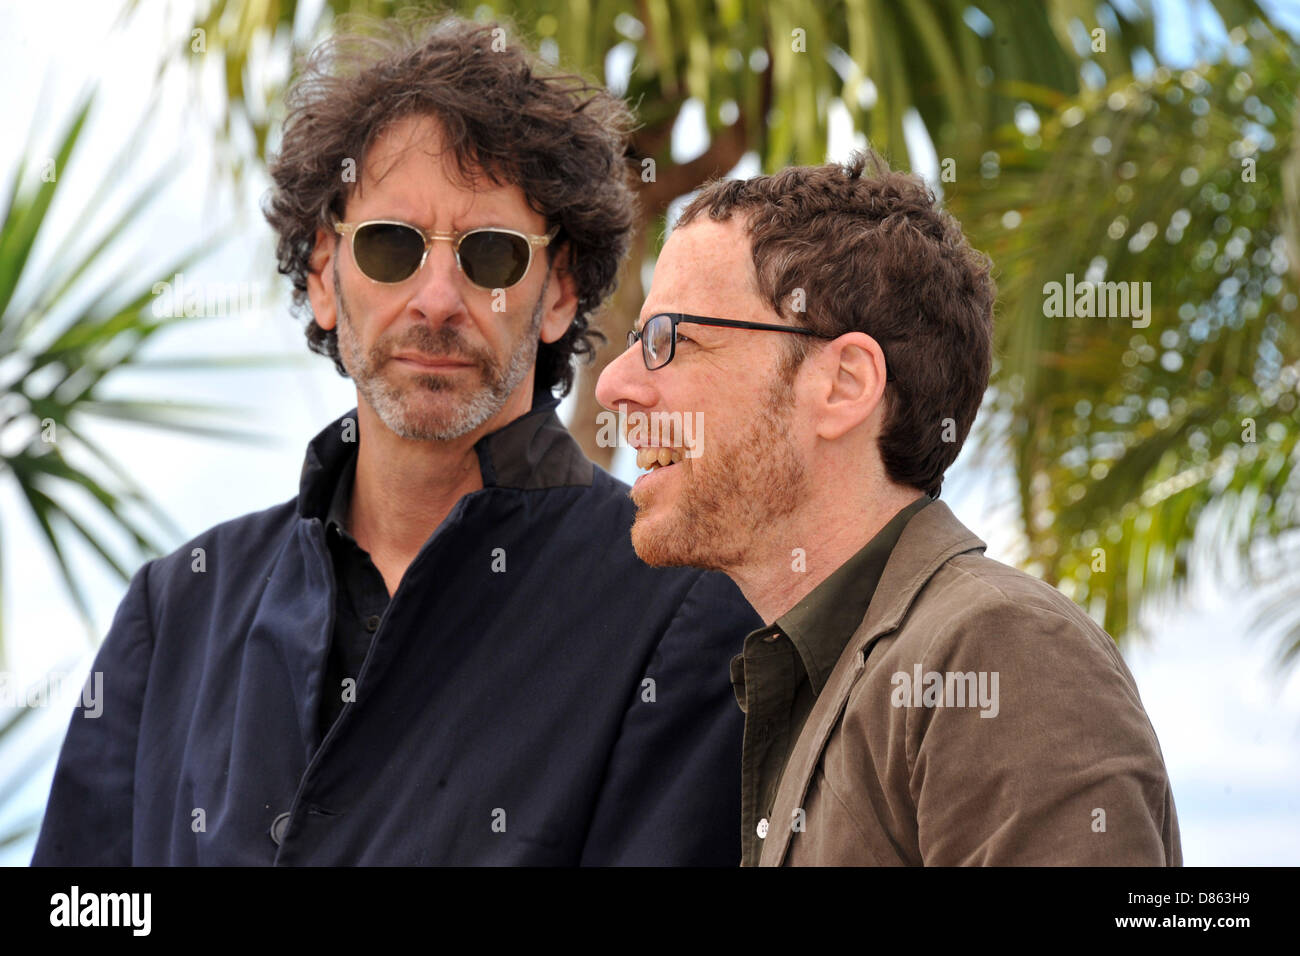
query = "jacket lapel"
(759, 500, 987, 866)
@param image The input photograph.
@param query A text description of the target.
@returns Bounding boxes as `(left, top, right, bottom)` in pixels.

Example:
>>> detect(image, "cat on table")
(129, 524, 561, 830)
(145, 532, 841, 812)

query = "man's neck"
(345, 392, 530, 594)
(728, 482, 926, 626)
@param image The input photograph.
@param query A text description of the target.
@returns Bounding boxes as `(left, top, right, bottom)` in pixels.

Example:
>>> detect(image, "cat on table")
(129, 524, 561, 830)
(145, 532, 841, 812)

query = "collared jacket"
(757, 500, 1181, 866)
(33, 394, 759, 865)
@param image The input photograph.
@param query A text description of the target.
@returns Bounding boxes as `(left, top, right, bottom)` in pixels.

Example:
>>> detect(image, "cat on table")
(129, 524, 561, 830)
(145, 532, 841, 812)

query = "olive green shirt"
(731, 494, 933, 867)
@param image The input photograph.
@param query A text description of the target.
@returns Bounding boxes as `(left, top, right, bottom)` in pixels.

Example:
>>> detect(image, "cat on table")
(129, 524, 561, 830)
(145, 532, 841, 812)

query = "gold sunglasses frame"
(333, 220, 560, 288)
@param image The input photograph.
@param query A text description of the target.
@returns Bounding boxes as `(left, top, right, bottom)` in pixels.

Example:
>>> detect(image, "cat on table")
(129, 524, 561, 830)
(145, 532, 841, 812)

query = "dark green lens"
(458, 230, 530, 289)
(353, 223, 425, 282)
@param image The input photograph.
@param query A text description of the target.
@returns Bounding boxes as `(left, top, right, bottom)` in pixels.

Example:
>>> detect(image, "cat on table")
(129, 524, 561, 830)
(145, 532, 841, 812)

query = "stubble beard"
(333, 265, 547, 441)
(629, 377, 808, 573)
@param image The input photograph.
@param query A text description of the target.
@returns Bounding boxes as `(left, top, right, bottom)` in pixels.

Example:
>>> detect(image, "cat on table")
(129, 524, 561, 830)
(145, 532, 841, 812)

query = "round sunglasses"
(334, 220, 560, 289)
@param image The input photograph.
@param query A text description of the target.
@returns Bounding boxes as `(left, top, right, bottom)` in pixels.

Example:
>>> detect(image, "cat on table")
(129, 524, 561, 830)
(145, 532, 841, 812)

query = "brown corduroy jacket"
(758, 500, 1181, 866)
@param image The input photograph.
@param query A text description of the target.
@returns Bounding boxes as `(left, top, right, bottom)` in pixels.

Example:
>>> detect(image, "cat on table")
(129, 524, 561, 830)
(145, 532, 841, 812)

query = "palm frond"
(950, 25, 1300, 646)
(0, 91, 280, 659)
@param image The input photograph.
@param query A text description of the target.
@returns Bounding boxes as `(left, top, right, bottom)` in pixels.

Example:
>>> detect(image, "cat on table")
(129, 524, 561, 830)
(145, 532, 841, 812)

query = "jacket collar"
(296, 381, 593, 520)
(777, 495, 933, 696)
(758, 498, 987, 866)
(851, 497, 986, 643)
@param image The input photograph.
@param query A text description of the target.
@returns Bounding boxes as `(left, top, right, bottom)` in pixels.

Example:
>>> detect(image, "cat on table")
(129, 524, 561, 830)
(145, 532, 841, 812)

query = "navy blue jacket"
(32, 393, 759, 865)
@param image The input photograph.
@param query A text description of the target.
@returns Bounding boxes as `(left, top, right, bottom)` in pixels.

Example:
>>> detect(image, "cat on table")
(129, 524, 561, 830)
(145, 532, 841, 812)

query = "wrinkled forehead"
(345, 114, 528, 222)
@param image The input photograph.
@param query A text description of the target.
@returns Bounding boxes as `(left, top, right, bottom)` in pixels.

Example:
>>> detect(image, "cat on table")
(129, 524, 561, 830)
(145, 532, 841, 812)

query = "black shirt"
(319, 451, 391, 739)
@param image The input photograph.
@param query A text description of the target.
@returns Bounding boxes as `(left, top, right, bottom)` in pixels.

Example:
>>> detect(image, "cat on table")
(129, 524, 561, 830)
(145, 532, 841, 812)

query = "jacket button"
(269, 812, 291, 846)
(756, 817, 769, 839)
(365, 614, 381, 632)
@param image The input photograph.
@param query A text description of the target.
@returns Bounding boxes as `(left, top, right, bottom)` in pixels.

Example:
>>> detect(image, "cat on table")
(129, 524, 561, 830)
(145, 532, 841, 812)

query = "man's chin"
(629, 514, 684, 568)
(629, 509, 725, 572)
(366, 390, 496, 442)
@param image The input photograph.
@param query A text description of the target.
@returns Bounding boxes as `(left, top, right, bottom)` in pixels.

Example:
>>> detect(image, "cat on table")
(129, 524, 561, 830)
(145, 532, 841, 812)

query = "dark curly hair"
(263, 13, 638, 396)
(677, 150, 995, 499)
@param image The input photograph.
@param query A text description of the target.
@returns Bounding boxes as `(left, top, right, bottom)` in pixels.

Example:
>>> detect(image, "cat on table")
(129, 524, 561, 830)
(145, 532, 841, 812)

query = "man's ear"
(539, 243, 579, 345)
(305, 224, 339, 332)
(811, 331, 889, 441)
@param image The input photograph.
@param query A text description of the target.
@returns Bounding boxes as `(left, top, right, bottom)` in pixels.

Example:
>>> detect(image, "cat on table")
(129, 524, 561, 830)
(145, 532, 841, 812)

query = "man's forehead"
(640, 218, 762, 324)
(349, 115, 527, 221)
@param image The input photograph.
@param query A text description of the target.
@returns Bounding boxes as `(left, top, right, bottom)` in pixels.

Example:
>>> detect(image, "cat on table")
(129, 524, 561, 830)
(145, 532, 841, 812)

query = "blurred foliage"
(0, 90, 285, 657)
(950, 22, 1300, 658)
(2, 96, 184, 654)
(166, 0, 1268, 178)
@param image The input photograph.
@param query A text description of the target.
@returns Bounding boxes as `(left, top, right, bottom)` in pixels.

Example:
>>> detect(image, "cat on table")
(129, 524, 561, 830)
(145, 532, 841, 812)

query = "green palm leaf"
(949, 24, 1300, 650)
(0, 92, 275, 660)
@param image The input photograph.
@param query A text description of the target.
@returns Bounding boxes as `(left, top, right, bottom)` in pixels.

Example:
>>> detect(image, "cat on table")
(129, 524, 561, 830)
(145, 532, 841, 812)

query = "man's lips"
(392, 353, 474, 370)
(632, 461, 678, 492)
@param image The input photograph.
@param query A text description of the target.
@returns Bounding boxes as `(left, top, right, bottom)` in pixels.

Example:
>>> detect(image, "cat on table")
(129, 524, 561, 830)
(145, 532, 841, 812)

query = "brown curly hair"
(264, 13, 638, 396)
(676, 150, 995, 498)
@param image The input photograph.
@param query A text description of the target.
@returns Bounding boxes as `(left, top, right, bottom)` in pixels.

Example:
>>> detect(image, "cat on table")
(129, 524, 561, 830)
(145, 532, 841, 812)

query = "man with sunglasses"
(596, 152, 1181, 866)
(33, 16, 758, 866)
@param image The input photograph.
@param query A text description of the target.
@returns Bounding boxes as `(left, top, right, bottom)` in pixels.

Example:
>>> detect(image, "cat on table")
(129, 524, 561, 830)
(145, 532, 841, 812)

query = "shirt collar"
(324, 451, 357, 535)
(775, 494, 933, 695)
(296, 380, 593, 521)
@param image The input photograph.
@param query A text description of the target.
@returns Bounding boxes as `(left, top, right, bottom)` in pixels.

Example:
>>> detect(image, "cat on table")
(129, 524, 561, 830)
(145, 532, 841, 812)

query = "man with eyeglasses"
(32, 16, 759, 866)
(596, 152, 1181, 866)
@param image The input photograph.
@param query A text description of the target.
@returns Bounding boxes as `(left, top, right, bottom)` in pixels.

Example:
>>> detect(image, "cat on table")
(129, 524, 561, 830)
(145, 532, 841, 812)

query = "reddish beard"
(630, 380, 807, 571)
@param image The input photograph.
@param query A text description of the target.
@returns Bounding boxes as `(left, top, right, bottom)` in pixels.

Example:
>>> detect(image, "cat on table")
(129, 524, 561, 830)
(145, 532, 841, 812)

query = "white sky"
(0, 0, 1297, 866)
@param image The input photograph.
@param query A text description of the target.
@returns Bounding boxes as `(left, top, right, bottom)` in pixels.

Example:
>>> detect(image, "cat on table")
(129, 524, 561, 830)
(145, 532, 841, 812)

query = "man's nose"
(596, 338, 658, 412)
(405, 239, 469, 321)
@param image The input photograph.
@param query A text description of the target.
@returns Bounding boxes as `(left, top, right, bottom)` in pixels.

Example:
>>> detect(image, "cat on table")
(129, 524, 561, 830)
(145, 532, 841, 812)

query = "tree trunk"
(572, 221, 648, 470)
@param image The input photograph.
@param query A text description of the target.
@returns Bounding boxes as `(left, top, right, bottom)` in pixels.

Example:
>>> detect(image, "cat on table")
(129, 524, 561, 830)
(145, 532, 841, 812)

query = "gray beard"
(333, 265, 547, 441)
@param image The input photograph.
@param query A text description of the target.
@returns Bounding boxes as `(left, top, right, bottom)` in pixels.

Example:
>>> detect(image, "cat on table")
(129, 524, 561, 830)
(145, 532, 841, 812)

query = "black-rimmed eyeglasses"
(628, 312, 834, 371)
